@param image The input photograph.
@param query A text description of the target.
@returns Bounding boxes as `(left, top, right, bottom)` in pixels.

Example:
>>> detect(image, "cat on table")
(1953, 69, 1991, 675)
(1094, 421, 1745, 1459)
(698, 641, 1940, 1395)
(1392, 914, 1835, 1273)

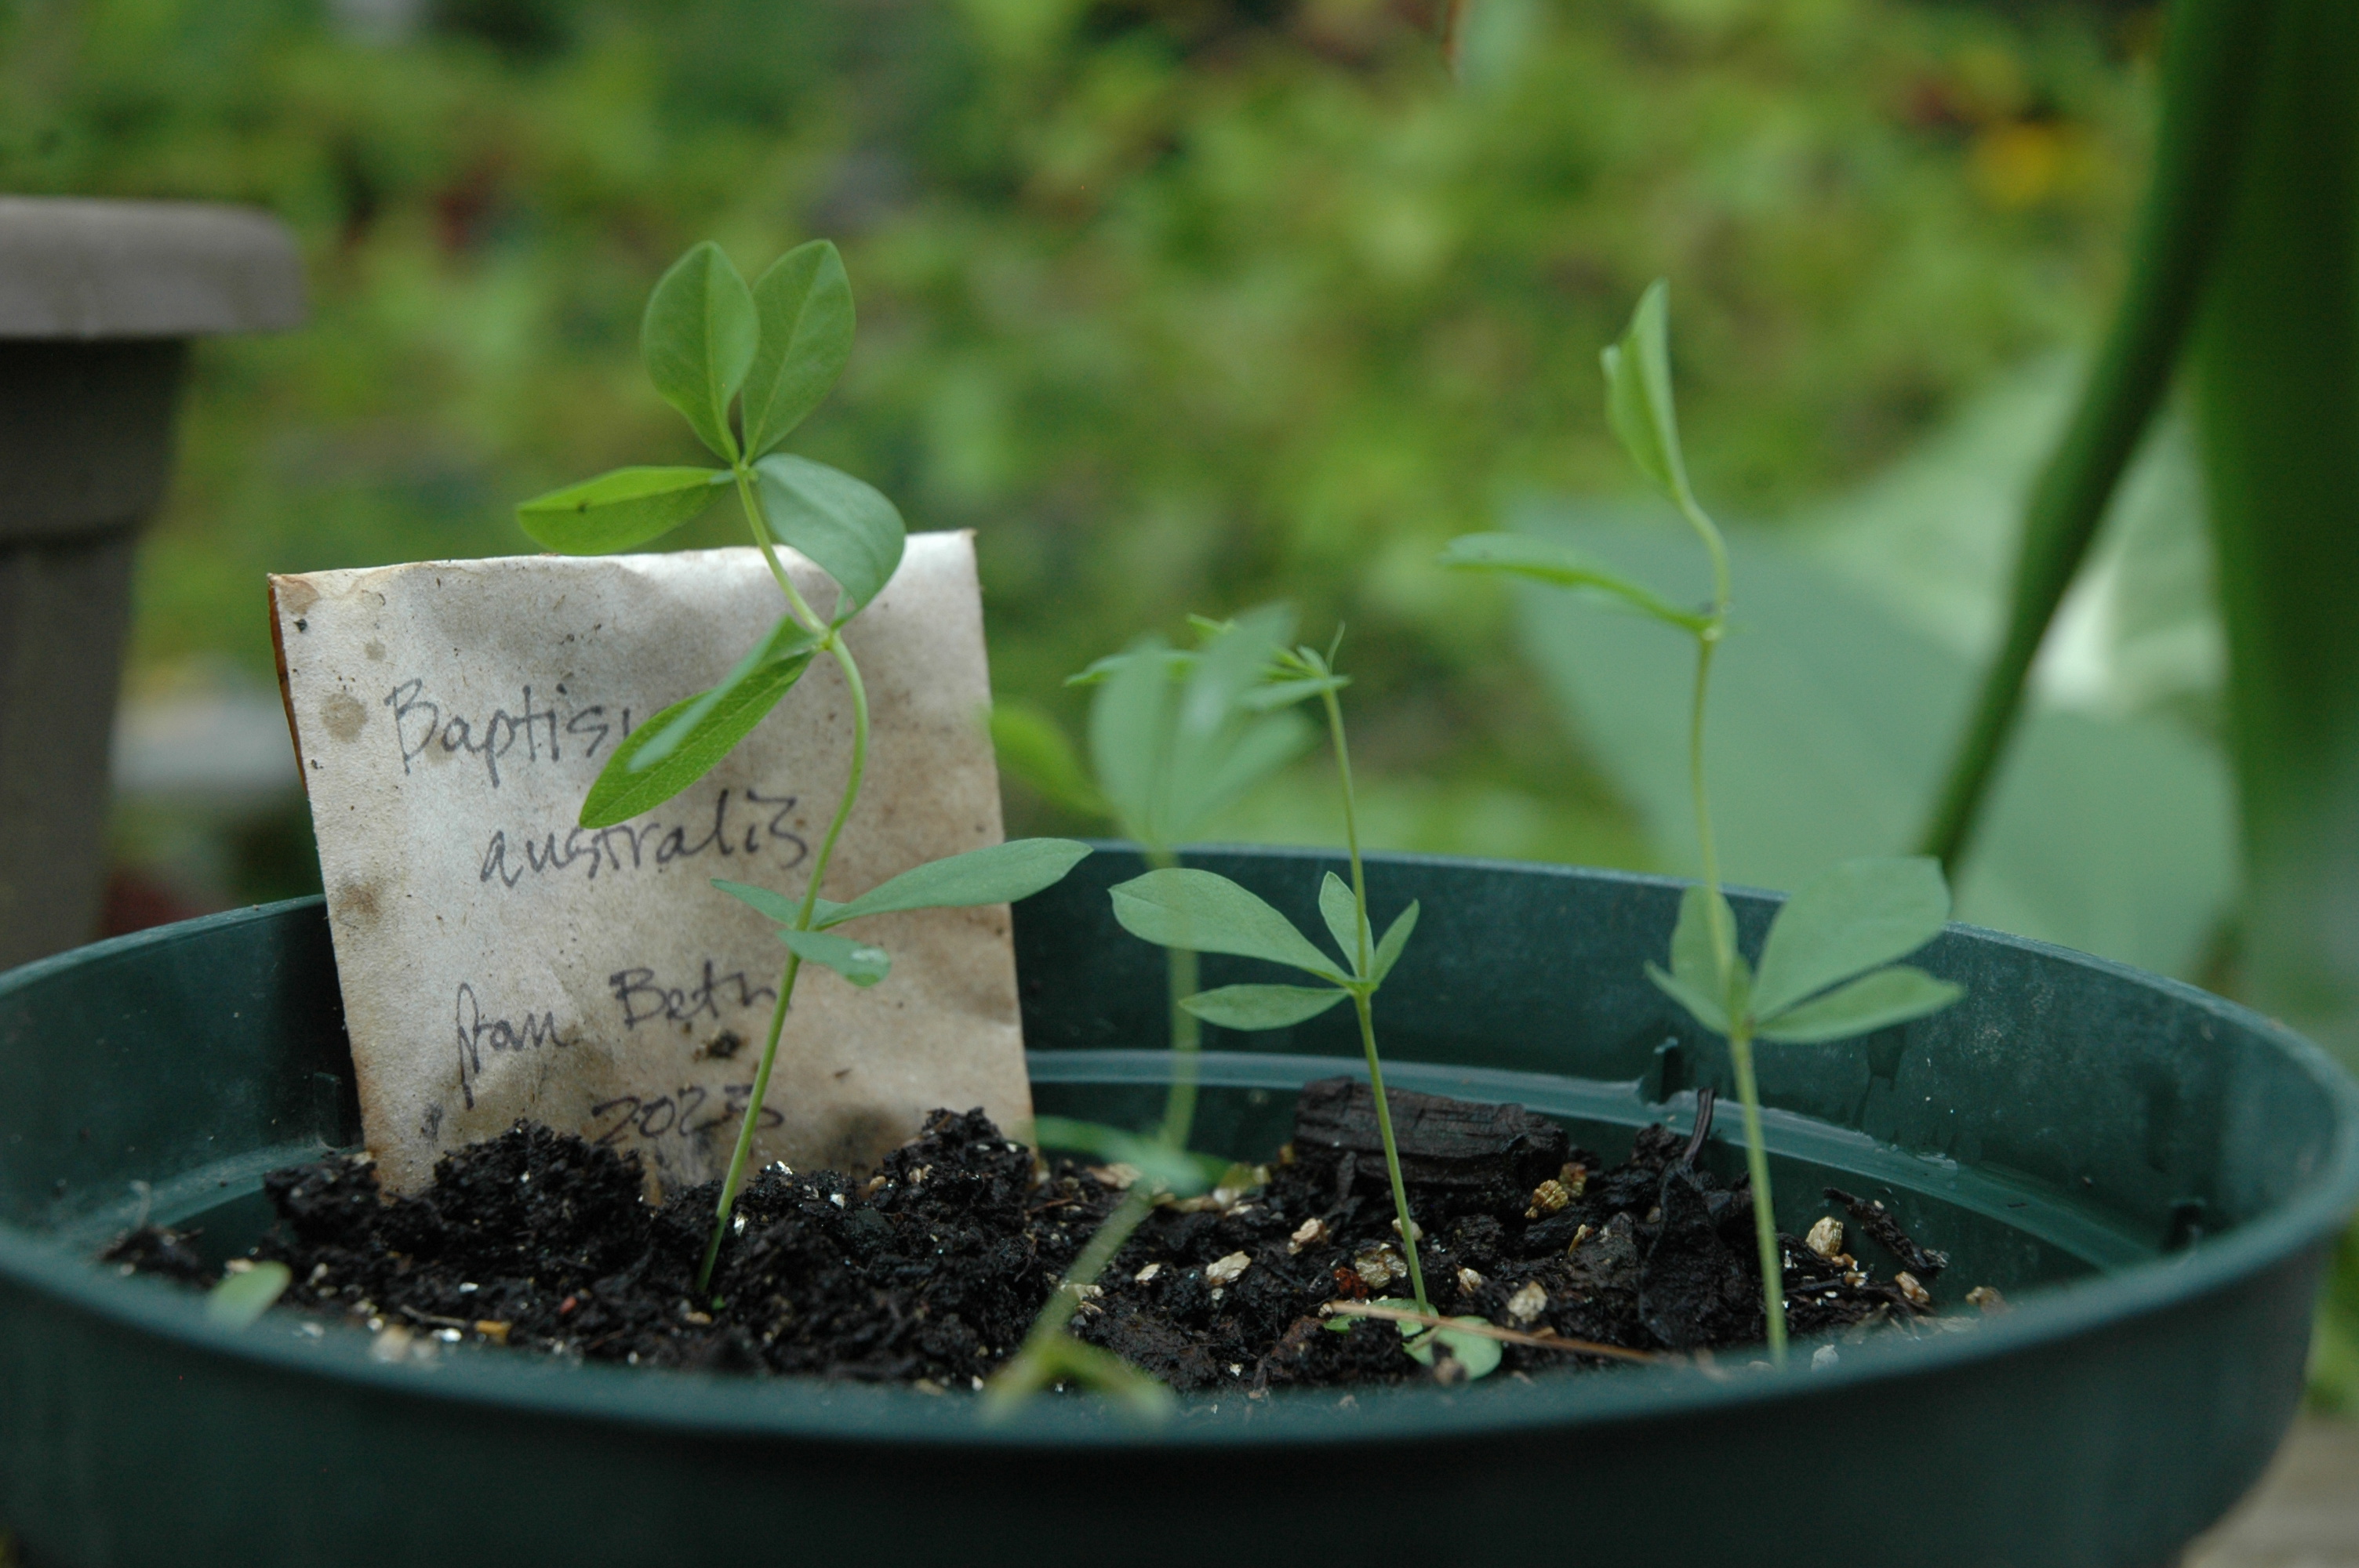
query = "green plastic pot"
(1, 848, 2354, 1568)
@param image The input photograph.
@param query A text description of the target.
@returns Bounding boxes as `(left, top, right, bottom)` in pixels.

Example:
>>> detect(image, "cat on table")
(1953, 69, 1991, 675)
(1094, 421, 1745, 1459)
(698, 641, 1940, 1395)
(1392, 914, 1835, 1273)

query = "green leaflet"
(1645, 960, 1730, 1036)
(1318, 871, 1369, 975)
(1108, 868, 1346, 982)
(1370, 901, 1419, 984)
(754, 454, 907, 617)
(1750, 856, 1950, 1021)
(1668, 882, 1746, 1020)
(711, 877, 801, 927)
(579, 644, 816, 829)
(1755, 964, 1963, 1043)
(987, 702, 1109, 818)
(642, 241, 756, 462)
(205, 1261, 291, 1330)
(515, 466, 729, 555)
(1085, 633, 1176, 848)
(625, 615, 823, 775)
(777, 927, 890, 988)
(1438, 532, 1708, 633)
(1180, 983, 1348, 1029)
(743, 240, 855, 459)
(816, 839, 1093, 927)
(1079, 609, 1311, 851)
(1601, 279, 1692, 509)
(983, 1333, 1173, 1421)
(1376, 1303, 1503, 1381)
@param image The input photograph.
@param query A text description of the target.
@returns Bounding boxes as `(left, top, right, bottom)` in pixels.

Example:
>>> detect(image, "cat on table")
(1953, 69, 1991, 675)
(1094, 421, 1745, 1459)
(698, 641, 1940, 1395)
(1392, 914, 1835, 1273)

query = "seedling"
(1103, 634, 1503, 1375)
(517, 240, 1087, 1294)
(987, 608, 1318, 1409)
(1442, 281, 1964, 1363)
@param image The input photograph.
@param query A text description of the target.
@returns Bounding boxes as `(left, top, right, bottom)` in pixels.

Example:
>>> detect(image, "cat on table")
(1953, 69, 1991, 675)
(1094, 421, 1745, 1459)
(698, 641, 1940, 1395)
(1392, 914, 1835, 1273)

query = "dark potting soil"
(106, 1079, 1958, 1391)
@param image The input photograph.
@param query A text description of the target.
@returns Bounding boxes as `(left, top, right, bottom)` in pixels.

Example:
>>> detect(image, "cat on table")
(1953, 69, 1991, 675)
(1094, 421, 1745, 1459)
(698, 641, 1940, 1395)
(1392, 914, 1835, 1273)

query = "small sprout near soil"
(206, 1259, 291, 1329)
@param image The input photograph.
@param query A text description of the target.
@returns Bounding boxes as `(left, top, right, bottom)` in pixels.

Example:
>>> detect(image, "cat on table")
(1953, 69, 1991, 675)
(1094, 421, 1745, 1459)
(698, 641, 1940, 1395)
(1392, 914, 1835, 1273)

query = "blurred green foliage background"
(5, 0, 2154, 869)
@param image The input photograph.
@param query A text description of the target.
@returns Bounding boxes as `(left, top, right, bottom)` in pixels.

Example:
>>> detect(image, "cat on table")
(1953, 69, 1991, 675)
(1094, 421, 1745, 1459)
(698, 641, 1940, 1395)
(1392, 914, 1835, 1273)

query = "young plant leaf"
(1370, 899, 1420, 984)
(1180, 983, 1348, 1030)
(1244, 673, 1350, 711)
(1396, 1312, 1503, 1380)
(205, 1261, 291, 1329)
(1175, 711, 1314, 841)
(1669, 882, 1746, 1014)
(754, 454, 907, 616)
(1749, 856, 1952, 1021)
(1030, 1116, 1217, 1195)
(580, 645, 817, 829)
(984, 1333, 1173, 1421)
(1108, 868, 1347, 981)
(813, 838, 1092, 927)
(1438, 532, 1710, 632)
(1646, 960, 1731, 1036)
(1160, 605, 1308, 844)
(987, 702, 1109, 818)
(627, 615, 824, 774)
(516, 466, 730, 555)
(1318, 871, 1369, 975)
(776, 927, 891, 988)
(642, 241, 758, 462)
(742, 240, 855, 459)
(1085, 636, 1177, 846)
(1601, 278, 1692, 508)
(1754, 964, 1964, 1044)
(712, 877, 802, 927)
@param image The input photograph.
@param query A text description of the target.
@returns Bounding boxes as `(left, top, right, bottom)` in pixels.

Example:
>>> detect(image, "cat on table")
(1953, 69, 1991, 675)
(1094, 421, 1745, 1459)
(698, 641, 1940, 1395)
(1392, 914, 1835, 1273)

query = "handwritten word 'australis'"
(387, 679, 620, 789)
(479, 788, 809, 889)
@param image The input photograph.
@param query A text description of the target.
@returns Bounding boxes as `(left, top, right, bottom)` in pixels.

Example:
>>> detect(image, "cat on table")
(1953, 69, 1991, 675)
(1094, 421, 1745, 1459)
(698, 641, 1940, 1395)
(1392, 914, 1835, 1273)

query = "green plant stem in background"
(1673, 520, 1787, 1361)
(699, 481, 874, 1294)
(2193, 0, 2359, 1070)
(1725, 1029, 1783, 1363)
(1161, 939, 1200, 1147)
(1319, 677, 1430, 1315)
(1916, 0, 2280, 869)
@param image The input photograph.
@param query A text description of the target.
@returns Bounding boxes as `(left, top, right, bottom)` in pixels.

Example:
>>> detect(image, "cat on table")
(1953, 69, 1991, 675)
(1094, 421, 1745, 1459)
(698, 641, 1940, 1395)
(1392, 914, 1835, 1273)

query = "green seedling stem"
(1314, 659, 1431, 1316)
(697, 471, 874, 1295)
(1661, 485, 1787, 1363)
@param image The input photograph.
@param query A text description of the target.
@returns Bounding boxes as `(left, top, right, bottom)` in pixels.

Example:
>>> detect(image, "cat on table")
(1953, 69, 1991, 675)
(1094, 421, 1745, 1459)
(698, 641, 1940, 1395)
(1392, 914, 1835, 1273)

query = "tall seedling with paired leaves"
(517, 241, 1087, 1294)
(989, 608, 1321, 1410)
(1442, 282, 1965, 1363)
(1106, 635, 1511, 1375)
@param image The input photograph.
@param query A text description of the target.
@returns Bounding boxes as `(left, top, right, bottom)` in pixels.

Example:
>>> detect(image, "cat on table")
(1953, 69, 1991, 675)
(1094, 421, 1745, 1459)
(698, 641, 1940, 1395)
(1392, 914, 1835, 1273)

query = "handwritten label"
(271, 535, 1032, 1195)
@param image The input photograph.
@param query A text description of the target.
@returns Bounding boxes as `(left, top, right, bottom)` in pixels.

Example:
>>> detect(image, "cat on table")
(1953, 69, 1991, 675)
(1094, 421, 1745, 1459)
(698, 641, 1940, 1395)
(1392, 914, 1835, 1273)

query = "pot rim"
(3, 857, 2355, 1451)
